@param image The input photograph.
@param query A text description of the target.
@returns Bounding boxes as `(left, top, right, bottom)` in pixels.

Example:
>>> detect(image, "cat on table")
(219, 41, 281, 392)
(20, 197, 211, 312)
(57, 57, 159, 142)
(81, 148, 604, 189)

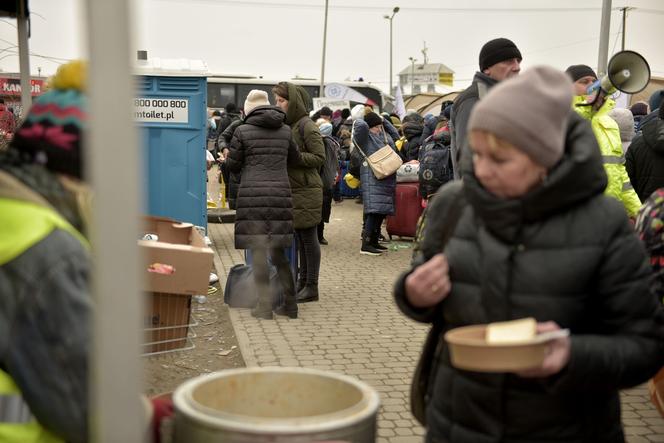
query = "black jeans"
(251, 248, 293, 306)
(295, 226, 321, 286)
(364, 213, 385, 239)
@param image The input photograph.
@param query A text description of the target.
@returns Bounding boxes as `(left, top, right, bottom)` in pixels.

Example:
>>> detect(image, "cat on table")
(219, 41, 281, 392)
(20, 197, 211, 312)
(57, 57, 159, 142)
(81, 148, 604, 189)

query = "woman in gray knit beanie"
(394, 66, 664, 442)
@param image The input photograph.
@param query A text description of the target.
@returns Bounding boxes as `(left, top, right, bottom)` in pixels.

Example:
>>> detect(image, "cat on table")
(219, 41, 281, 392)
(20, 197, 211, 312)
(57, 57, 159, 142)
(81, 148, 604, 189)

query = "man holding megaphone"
(566, 52, 650, 218)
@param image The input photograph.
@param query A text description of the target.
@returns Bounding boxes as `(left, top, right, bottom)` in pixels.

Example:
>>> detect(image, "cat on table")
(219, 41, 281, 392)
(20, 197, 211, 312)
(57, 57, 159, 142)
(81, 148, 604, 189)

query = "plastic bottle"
(193, 295, 207, 304)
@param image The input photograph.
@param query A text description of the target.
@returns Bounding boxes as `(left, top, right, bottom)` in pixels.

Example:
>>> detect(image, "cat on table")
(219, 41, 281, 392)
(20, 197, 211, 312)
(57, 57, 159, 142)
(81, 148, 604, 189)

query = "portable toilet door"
(134, 59, 208, 229)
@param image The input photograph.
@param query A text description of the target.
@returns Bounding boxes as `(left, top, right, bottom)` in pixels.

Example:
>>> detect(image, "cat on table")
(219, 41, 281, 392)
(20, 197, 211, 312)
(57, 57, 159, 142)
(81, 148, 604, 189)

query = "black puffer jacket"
(227, 106, 300, 249)
(395, 113, 664, 443)
(401, 120, 425, 162)
(450, 72, 498, 179)
(626, 115, 664, 201)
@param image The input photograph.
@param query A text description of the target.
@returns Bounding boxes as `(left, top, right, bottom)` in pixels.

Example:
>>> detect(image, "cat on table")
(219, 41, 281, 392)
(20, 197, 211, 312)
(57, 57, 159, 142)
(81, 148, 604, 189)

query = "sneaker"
(360, 245, 383, 256)
(204, 236, 213, 247)
(319, 237, 328, 245)
(378, 234, 388, 243)
(209, 272, 219, 284)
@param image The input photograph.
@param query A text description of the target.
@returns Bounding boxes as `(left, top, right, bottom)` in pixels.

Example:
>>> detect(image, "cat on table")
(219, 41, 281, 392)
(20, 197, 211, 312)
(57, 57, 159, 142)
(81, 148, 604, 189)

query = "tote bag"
(353, 122, 402, 180)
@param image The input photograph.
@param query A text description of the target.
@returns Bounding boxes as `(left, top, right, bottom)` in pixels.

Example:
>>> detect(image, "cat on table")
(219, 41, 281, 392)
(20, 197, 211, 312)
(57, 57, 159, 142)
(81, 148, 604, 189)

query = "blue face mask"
(586, 79, 602, 95)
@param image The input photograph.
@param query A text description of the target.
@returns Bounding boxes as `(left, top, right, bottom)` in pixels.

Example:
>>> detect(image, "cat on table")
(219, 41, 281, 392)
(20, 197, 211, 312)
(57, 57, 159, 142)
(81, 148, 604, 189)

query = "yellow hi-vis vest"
(573, 96, 642, 217)
(0, 197, 88, 443)
(0, 371, 62, 443)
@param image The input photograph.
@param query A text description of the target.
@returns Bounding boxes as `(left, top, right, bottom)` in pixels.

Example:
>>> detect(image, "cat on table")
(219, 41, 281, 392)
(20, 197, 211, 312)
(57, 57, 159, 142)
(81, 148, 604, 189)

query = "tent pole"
(85, 0, 144, 441)
(17, 1, 31, 113)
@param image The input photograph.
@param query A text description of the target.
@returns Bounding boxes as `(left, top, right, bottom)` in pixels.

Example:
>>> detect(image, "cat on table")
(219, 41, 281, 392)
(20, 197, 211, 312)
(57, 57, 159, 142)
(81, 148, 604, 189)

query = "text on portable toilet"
(134, 97, 189, 123)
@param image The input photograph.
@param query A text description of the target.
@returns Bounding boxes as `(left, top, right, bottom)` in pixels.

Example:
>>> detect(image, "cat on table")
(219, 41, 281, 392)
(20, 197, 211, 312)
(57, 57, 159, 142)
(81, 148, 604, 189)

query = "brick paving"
(208, 199, 663, 443)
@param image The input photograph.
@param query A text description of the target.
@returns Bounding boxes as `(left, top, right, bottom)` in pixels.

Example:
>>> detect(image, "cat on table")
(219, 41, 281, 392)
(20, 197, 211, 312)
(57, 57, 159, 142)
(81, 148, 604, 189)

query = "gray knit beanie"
(468, 65, 574, 168)
(608, 108, 635, 143)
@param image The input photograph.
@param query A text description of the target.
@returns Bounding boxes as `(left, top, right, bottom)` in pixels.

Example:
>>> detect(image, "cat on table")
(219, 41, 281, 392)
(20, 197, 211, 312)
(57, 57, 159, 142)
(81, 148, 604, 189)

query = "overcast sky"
(1, 0, 663, 91)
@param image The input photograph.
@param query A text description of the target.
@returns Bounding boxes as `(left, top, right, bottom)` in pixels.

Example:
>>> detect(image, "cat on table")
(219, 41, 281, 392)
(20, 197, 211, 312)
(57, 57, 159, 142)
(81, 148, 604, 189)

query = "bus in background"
(207, 75, 389, 112)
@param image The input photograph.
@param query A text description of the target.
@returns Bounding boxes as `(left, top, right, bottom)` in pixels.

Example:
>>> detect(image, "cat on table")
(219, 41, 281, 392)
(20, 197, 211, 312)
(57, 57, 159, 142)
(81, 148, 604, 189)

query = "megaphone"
(587, 50, 651, 95)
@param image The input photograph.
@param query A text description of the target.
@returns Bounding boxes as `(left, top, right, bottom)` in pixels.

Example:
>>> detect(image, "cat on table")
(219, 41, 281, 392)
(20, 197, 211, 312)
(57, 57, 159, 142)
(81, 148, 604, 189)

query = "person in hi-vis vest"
(566, 64, 642, 217)
(0, 61, 91, 443)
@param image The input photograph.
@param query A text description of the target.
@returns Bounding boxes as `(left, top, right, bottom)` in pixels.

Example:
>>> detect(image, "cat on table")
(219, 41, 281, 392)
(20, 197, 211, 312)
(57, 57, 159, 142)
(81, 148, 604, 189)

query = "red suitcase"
(386, 182, 424, 239)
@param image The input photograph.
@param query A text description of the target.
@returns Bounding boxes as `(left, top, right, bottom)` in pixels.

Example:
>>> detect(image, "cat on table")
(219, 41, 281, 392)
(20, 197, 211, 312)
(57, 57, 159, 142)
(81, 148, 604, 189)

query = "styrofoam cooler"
(396, 161, 420, 183)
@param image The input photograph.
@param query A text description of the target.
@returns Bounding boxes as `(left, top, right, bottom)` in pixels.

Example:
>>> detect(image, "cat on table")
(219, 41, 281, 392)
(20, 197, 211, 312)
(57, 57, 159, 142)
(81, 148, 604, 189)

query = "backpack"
(418, 130, 453, 199)
(299, 121, 339, 190)
(320, 136, 340, 189)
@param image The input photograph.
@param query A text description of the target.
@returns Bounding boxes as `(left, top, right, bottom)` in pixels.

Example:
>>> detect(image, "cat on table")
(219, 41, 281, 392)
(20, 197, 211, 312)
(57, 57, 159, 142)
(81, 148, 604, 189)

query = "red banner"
(0, 78, 45, 97)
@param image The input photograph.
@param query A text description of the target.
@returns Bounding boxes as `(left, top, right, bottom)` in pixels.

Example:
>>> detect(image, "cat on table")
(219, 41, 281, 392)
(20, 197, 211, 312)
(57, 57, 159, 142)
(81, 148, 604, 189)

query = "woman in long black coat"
(227, 90, 301, 319)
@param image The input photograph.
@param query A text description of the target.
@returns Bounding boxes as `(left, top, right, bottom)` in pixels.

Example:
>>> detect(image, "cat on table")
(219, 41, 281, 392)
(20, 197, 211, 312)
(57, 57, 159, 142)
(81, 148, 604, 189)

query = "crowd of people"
(2, 32, 664, 441)
(394, 38, 664, 443)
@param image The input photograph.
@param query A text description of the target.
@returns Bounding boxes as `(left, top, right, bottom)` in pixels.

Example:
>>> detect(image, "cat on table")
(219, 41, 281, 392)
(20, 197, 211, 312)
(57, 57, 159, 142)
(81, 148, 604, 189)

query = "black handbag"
(411, 188, 466, 426)
(223, 263, 282, 308)
(348, 121, 363, 178)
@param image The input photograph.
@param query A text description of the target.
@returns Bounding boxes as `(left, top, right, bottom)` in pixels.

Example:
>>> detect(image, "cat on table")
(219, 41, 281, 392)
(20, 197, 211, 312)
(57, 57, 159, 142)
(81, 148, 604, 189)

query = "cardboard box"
(139, 216, 214, 295)
(144, 292, 192, 354)
(140, 216, 213, 353)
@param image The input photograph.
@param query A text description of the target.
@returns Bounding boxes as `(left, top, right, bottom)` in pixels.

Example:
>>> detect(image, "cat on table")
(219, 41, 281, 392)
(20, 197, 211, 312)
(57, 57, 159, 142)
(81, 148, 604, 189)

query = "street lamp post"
(383, 6, 399, 95)
(408, 56, 417, 95)
(319, 0, 329, 97)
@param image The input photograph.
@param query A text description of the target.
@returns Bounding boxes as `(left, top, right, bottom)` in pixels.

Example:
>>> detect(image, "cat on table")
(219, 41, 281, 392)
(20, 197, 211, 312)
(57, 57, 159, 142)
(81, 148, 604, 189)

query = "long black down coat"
(394, 113, 664, 443)
(227, 106, 300, 249)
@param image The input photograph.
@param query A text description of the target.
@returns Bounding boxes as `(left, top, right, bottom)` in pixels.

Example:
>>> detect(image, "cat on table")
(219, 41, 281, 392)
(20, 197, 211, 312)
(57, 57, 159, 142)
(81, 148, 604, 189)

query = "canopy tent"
(404, 91, 462, 116)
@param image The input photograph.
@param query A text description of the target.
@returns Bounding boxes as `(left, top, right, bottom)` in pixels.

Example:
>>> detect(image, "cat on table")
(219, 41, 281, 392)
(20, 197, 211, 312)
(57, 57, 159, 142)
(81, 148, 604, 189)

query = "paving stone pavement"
(208, 199, 663, 443)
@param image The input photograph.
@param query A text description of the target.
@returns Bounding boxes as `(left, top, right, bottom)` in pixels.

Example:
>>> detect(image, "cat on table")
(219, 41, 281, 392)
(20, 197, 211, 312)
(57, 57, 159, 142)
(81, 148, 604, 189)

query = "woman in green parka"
(273, 82, 325, 303)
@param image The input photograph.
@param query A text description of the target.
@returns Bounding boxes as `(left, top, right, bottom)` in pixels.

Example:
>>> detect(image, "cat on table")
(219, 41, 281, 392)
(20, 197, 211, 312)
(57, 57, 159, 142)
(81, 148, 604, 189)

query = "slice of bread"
(486, 317, 537, 344)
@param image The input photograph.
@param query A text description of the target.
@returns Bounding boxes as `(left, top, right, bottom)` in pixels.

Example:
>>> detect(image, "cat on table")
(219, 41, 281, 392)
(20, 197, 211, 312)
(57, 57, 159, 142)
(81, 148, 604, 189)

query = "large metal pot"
(173, 367, 380, 443)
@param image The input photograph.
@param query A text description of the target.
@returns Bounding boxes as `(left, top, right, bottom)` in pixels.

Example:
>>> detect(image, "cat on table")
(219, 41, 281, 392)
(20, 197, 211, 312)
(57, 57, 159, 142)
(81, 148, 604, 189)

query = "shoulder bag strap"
(351, 120, 369, 160)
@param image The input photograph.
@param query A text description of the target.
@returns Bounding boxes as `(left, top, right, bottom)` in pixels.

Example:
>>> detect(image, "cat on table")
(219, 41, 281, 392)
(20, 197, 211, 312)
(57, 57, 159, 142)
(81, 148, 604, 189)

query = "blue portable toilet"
(134, 58, 208, 229)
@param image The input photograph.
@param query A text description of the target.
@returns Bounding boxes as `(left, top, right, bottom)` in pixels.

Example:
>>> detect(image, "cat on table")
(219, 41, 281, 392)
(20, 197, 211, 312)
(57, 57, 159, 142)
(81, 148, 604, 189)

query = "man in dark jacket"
(218, 102, 241, 137)
(227, 90, 301, 319)
(626, 105, 664, 201)
(219, 116, 244, 209)
(450, 37, 522, 178)
(636, 89, 663, 135)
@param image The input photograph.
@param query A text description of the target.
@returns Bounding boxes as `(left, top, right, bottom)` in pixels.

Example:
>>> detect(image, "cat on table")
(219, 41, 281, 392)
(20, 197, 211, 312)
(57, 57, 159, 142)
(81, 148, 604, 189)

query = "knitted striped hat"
(10, 60, 87, 179)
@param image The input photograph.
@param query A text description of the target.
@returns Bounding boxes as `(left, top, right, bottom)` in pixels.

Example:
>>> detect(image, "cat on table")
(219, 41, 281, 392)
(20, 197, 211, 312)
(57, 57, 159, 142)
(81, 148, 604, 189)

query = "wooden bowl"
(444, 324, 547, 372)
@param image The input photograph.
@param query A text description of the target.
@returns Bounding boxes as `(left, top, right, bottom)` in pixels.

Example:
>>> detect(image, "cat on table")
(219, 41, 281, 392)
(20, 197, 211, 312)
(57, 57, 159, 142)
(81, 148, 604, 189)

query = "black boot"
(371, 230, 388, 251)
(274, 268, 298, 319)
(295, 275, 306, 293)
(317, 222, 328, 245)
(296, 284, 319, 303)
(360, 236, 383, 256)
